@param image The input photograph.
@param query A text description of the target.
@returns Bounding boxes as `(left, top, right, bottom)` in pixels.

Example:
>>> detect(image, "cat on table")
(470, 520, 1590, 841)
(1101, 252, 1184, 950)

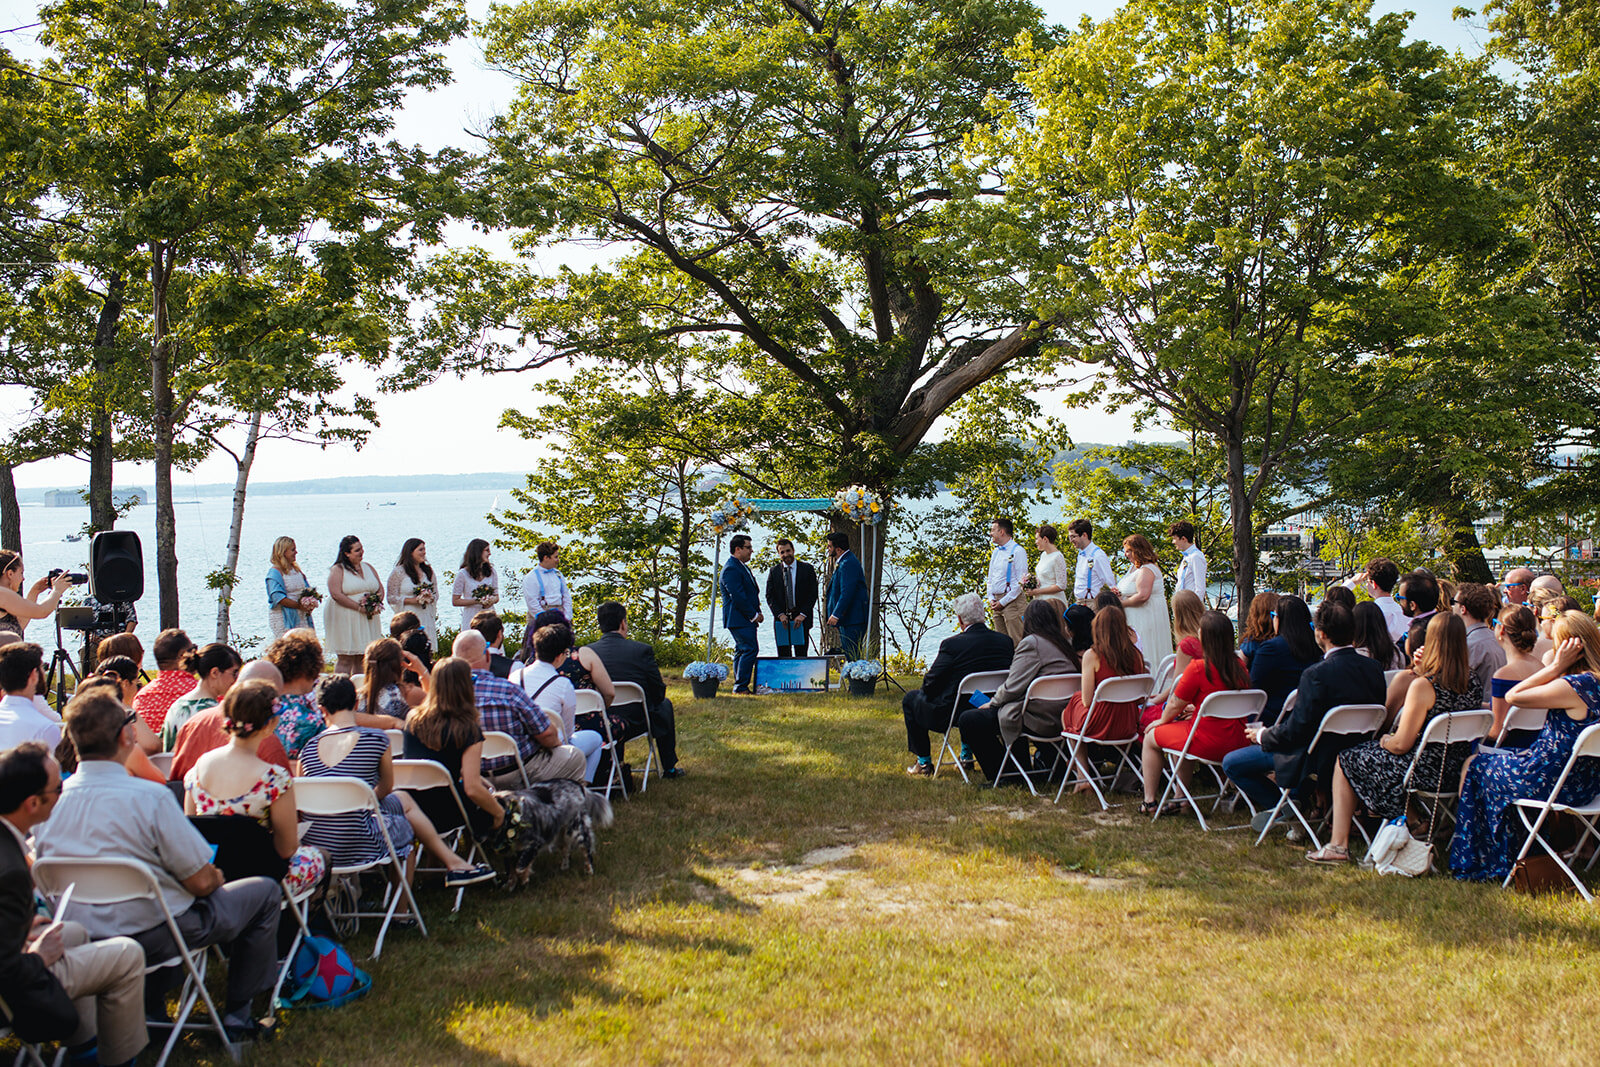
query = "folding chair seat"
(0, 993, 63, 1067)
(1056, 673, 1155, 808)
(575, 688, 625, 801)
(933, 670, 1010, 781)
(610, 681, 658, 793)
(993, 674, 1080, 796)
(482, 731, 531, 789)
(32, 857, 241, 1067)
(1151, 654, 1178, 696)
(1503, 723, 1600, 900)
(1153, 689, 1268, 830)
(1251, 703, 1386, 850)
(1402, 709, 1494, 841)
(392, 758, 488, 913)
(291, 776, 427, 960)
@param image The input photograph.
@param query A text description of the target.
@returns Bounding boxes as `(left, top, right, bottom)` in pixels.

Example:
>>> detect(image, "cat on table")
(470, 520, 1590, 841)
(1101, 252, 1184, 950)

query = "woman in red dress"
(1062, 605, 1148, 793)
(1139, 610, 1250, 815)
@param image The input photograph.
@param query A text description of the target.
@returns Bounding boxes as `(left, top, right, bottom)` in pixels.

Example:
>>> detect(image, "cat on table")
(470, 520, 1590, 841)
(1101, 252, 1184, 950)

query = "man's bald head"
(237, 659, 283, 695)
(1504, 567, 1537, 605)
(1531, 574, 1565, 602)
(452, 629, 488, 669)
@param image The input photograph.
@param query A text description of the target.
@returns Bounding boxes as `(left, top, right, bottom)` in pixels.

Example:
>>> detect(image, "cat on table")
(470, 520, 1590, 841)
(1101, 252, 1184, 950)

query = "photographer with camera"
(0, 551, 79, 641)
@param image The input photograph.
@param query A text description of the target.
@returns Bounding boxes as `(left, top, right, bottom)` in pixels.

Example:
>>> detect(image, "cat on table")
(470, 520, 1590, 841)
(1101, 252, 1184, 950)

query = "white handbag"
(1365, 817, 1433, 877)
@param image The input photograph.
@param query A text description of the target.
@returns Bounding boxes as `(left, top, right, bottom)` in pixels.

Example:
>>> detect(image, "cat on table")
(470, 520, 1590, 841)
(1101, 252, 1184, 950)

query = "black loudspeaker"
(89, 531, 144, 603)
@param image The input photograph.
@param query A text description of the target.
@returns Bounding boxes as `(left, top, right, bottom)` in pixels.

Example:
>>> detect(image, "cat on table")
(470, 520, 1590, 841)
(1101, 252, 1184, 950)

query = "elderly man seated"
(0, 741, 147, 1066)
(34, 691, 282, 1043)
(901, 593, 1014, 777)
(451, 630, 585, 787)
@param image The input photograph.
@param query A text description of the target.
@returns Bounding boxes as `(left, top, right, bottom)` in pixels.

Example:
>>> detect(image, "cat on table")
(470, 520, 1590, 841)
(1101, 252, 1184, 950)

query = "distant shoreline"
(18, 471, 528, 503)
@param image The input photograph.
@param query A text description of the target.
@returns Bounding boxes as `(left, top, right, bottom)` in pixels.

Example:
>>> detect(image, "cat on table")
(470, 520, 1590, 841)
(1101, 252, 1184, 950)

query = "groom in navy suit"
(721, 534, 764, 693)
(825, 530, 868, 660)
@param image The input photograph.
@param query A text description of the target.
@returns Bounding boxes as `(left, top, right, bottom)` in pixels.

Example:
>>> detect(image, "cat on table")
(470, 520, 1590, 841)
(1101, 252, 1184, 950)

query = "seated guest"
(471, 612, 513, 678)
(1454, 582, 1506, 699)
(1537, 596, 1581, 665)
(1452, 610, 1600, 882)
(1528, 574, 1565, 619)
(453, 630, 585, 787)
(34, 691, 284, 1041)
(510, 624, 606, 784)
(1248, 594, 1320, 726)
(1237, 592, 1278, 668)
(95, 632, 145, 677)
(1227, 602, 1384, 831)
(523, 609, 627, 767)
(159, 642, 242, 749)
(1320, 585, 1356, 612)
(57, 677, 166, 785)
(168, 661, 289, 784)
(389, 611, 434, 674)
(900, 593, 1013, 778)
(1061, 604, 1147, 790)
(402, 657, 505, 838)
(0, 742, 148, 1066)
(92, 656, 164, 754)
(957, 600, 1079, 783)
(183, 680, 326, 896)
(264, 629, 326, 760)
(586, 603, 685, 779)
(1139, 610, 1250, 815)
(1352, 601, 1404, 670)
(300, 675, 491, 888)
(0, 642, 61, 752)
(1142, 590, 1204, 732)
(357, 637, 427, 728)
(1307, 613, 1482, 864)
(1063, 604, 1094, 657)
(1397, 570, 1441, 657)
(131, 628, 197, 735)
(1488, 606, 1543, 743)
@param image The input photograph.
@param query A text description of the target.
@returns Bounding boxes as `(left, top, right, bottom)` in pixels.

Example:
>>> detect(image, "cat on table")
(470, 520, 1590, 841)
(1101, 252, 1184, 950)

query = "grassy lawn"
(151, 679, 1600, 1064)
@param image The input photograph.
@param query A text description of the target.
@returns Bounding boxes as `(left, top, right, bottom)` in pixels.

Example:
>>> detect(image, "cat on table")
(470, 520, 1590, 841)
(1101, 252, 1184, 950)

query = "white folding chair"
(147, 751, 175, 779)
(393, 758, 488, 913)
(1056, 673, 1155, 809)
(1488, 705, 1548, 748)
(993, 674, 1080, 796)
(0, 992, 63, 1067)
(1276, 689, 1298, 723)
(292, 776, 427, 959)
(272, 878, 318, 1011)
(1503, 723, 1600, 900)
(610, 681, 658, 793)
(31, 857, 241, 1066)
(1153, 689, 1268, 830)
(933, 670, 1010, 781)
(1151, 654, 1178, 696)
(482, 730, 531, 789)
(1251, 703, 1386, 850)
(1384, 669, 1403, 687)
(1401, 709, 1494, 840)
(385, 728, 405, 757)
(573, 688, 624, 801)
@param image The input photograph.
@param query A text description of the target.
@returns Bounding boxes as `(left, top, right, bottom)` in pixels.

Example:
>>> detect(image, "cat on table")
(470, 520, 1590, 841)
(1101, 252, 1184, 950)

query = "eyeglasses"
(122, 709, 138, 727)
(1394, 595, 1412, 604)
(1502, 581, 1528, 590)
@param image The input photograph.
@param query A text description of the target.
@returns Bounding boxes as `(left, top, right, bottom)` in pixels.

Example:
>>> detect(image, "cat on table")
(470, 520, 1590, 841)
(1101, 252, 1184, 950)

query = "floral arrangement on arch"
(835, 485, 886, 526)
(683, 661, 730, 682)
(709, 497, 758, 535)
(839, 659, 884, 681)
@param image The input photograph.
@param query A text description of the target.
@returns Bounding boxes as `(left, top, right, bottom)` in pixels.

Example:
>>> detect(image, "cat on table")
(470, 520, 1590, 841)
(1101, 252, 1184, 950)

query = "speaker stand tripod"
(42, 616, 82, 713)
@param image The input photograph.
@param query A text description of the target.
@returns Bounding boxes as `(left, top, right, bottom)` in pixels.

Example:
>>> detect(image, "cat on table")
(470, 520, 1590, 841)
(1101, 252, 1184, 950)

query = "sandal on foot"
(1138, 800, 1160, 816)
(1159, 801, 1188, 818)
(1305, 844, 1351, 865)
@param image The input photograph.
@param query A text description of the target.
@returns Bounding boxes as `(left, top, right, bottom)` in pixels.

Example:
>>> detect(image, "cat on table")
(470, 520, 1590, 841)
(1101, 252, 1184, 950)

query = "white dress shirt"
(1174, 544, 1208, 599)
(987, 540, 1027, 605)
(1373, 595, 1408, 643)
(524, 566, 573, 621)
(0, 693, 61, 751)
(1073, 543, 1116, 600)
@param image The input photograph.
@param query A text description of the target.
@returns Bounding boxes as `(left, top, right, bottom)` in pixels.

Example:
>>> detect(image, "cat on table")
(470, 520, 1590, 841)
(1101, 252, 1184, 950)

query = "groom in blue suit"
(825, 530, 868, 659)
(721, 534, 764, 693)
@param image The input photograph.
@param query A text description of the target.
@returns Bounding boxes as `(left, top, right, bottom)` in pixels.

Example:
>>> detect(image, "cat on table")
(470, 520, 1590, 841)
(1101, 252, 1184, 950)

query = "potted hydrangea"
(840, 659, 884, 697)
(684, 661, 729, 699)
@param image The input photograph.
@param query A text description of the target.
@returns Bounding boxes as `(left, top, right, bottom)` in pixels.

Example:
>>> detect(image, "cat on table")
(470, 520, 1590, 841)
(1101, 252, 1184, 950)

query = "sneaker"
(1285, 824, 1306, 844)
(445, 864, 496, 887)
(1250, 809, 1287, 834)
(906, 761, 934, 778)
(662, 766, 688, 779)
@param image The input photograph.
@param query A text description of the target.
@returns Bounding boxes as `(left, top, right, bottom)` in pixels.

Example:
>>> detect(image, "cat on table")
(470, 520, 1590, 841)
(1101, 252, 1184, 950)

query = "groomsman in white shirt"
(1067, 519, 1116, 604)
(985, 519, 1028, 644)
(525, 541, 573, 621)
(1169, 520, 1207, 605)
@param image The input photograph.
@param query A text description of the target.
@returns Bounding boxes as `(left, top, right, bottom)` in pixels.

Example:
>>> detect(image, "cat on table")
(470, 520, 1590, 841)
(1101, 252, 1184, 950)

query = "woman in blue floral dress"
(1451, 611, 1600, 882)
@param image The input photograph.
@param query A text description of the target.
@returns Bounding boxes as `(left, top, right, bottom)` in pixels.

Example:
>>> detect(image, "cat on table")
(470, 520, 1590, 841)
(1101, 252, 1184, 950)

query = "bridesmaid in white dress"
(325, 534, 384, 675)
(386, 537, 439, 645)
(1028, 523, 1071, 607)
(1116, 534, 1173, 668)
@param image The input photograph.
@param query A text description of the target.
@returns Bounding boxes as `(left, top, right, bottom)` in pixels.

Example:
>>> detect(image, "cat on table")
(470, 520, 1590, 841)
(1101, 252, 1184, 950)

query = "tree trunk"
(1226, 437, 1255, 619)
(0, 462, 20, 552)
(87, 274, 125, 533)
(150, 244, 180, 629)
(673, 462, 692, 635)
(216, 411, 262, 641)
(1440, 504, 1493, 584)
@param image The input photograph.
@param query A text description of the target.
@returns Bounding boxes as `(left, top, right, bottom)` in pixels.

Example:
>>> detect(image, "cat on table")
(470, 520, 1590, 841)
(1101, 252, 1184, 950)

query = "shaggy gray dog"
(488, 780, 614, 884)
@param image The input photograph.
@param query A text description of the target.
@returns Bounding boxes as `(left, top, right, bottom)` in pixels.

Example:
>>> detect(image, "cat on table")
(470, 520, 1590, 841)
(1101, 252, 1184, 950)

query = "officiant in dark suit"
(721, 534, 763, 693)
(765, 539, 818, 658)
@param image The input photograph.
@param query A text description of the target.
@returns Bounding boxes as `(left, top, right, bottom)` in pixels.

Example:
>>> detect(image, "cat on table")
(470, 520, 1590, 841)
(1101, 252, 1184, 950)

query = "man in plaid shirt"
(452, 630, 585, 787)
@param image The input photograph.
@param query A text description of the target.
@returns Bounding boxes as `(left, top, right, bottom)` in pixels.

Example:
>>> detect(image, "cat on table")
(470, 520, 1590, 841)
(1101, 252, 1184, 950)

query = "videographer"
(0, 551, 78, 642)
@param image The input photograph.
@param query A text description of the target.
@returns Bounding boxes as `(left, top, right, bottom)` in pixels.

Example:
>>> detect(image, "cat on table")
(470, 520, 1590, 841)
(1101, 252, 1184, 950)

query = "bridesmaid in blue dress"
(1451, 612, 1600, 882)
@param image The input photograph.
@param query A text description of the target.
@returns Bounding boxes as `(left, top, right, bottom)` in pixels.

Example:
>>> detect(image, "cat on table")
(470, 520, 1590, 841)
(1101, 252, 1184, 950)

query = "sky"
(1, 0, 1490, 490)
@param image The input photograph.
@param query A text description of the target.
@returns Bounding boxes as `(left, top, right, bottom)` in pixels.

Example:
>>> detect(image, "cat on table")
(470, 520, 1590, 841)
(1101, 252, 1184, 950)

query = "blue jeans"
(1221, 744, 1283, 812)
(729, 625, 758, 690)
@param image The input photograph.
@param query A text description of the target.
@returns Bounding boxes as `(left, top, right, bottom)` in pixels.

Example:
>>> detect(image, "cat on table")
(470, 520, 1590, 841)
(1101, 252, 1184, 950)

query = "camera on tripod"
(47, 568, 89, 586)
(58, 602, 131, 633)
